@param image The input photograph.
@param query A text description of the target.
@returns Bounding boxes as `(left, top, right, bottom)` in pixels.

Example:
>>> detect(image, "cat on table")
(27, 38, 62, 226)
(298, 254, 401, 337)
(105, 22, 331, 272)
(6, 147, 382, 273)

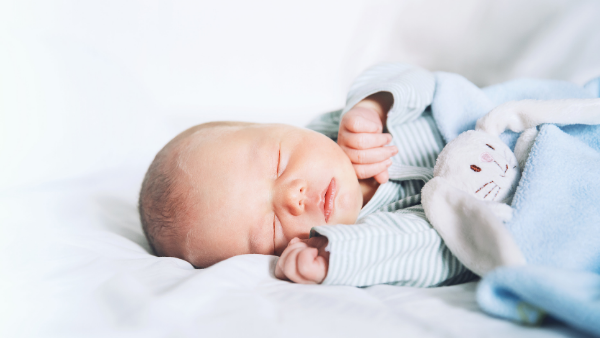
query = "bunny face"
(433, 130, 520, 203)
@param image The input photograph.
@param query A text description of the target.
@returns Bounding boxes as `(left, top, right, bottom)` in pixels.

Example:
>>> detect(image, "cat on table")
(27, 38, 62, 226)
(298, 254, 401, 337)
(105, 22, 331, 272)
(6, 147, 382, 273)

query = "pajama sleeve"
(312, 67, 600, 288)
(342, 63, 436, 128)
(305, 63, 436, 142)
(305, 109, 342, 142)
(311, 207, 475, 287)
(305, 63, 473, 287)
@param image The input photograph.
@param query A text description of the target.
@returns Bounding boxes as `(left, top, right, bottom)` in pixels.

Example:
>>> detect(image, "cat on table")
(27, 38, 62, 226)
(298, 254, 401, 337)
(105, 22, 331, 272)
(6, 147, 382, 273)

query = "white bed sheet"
(2, 1, 600, 337)
(1, 169, 588, 338)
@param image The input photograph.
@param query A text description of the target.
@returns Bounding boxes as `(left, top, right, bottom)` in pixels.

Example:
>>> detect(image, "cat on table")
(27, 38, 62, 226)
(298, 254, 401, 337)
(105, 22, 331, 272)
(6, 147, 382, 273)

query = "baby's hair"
(138, 121, 252, 260)
(138, 145, 190, 257)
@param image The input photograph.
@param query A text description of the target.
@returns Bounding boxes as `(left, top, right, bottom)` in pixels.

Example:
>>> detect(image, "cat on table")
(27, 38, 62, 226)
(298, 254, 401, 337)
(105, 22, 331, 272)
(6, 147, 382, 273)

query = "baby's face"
(175, 123, 362, 267)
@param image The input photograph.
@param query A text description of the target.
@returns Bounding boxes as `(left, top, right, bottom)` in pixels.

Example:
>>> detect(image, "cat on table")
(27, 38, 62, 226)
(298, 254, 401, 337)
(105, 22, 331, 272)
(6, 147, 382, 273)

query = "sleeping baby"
(138, 63, 482, 286)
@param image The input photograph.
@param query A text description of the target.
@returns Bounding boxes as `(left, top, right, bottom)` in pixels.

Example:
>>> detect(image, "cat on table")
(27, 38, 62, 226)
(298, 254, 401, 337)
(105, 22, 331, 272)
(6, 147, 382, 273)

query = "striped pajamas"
(307, 63, 476, 287)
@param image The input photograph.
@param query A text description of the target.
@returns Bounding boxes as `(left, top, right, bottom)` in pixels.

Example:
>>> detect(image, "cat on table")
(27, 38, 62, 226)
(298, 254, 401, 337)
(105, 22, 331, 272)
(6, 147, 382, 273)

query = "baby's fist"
(275, 237, 329, 284)
(338, 104, 397, 183)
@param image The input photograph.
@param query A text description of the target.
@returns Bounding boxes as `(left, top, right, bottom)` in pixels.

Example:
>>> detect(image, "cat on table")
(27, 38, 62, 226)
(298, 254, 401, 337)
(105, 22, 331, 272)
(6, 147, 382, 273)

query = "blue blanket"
(478, 266, 600, 336)
(430, 73, 600, 336)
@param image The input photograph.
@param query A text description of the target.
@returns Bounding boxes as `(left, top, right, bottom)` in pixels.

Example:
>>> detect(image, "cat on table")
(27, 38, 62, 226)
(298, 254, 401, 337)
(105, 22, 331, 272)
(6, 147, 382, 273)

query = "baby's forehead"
(172, 123, 251, 162)
(180, 121, 252, 145)
(177, 121, 296, 160)
(173, 121, 270, 204)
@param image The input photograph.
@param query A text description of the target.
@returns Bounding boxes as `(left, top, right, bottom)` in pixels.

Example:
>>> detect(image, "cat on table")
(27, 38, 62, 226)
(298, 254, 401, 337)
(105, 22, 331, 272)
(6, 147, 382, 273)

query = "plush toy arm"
(421, 177, 526, 276)
(484, 200, 514, 223)
(476, 99, 600, 136)
(513, 127, 538, 170)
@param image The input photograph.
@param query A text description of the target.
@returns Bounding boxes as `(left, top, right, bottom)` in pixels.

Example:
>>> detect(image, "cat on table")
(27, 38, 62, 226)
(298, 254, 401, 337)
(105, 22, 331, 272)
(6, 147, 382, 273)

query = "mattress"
(2, 1, 599, 337)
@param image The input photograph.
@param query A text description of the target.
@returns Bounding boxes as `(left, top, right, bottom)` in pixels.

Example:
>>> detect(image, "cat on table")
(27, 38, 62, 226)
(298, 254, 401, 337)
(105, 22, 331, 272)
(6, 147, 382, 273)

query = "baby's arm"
(337, 63, 435, 183)
(276, 206, 477, 286)
(277, 210, 474, 287)
(338, 92, 397, 183)
(275, 237, 329, 284)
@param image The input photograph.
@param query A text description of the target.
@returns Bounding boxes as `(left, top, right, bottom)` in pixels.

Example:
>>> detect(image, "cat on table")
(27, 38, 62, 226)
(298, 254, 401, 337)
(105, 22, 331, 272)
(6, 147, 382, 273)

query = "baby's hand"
(275, 237, 330, 284)
(338, 93, 397, 184)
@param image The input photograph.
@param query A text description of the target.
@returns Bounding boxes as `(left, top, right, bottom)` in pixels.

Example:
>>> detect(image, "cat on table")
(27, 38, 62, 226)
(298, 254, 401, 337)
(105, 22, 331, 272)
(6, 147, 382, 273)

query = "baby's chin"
(329, 183, 362, 225)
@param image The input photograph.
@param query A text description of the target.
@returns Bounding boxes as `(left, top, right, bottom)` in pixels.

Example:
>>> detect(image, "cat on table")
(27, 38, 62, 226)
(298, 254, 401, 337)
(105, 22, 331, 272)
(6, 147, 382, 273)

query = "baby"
(139, 63, 475, 287)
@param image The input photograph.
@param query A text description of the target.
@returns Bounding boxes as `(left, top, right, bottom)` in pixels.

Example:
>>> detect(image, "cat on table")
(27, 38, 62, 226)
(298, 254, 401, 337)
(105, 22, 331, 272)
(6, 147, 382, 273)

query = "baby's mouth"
(322, 178, 336, 223)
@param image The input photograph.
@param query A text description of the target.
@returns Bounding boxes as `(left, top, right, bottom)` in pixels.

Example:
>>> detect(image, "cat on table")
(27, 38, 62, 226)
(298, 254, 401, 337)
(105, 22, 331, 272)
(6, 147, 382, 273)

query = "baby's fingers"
(342, 132, 392, 150)
(297, 247, 327, 284)
(342, 145, 397, 164)
(374, 170, 390, 184)
(275, 239, 306, 280)
(341, 107, 383, 133)
(279, 246, 309, 283)
(353, 159, 393, 180)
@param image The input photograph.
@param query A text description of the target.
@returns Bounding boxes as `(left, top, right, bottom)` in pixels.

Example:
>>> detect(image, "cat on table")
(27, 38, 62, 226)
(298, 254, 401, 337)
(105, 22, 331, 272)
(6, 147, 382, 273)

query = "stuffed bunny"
(421, 98, 600, 276)
(433, 130, 521, 204)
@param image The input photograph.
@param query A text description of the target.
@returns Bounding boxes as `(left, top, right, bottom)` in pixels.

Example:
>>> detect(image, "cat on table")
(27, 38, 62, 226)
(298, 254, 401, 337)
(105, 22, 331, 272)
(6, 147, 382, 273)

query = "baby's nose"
(282, 179, 307, 216)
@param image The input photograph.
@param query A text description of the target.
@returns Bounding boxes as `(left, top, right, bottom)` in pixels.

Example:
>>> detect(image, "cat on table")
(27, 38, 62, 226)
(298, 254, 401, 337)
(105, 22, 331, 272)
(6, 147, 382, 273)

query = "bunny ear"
(513, 127, 538, 171)
(421, 177, 526, 276)
(476, 98, 600, 136)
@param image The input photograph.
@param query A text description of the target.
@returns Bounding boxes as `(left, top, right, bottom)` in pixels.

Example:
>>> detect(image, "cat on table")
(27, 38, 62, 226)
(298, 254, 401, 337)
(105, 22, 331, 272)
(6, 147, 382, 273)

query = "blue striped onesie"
(307, 63, 477, 287)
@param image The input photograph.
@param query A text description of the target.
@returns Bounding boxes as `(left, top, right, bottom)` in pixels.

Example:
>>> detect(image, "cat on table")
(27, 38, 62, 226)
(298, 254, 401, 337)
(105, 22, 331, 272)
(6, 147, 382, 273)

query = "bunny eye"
(470, 165, 481, 172)
(486, 144, 495, 150)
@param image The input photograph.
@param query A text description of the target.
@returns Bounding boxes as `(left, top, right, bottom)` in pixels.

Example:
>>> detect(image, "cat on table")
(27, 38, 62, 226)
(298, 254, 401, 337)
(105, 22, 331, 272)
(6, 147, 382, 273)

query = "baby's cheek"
(335, 190, 361, 224)
(281, 219, 312, 242)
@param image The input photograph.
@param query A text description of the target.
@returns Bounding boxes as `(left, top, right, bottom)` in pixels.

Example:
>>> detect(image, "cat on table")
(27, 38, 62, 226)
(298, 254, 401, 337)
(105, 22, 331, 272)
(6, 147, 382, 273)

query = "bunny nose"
(280, 179, 307, 216)
(481, 152, 494, 162)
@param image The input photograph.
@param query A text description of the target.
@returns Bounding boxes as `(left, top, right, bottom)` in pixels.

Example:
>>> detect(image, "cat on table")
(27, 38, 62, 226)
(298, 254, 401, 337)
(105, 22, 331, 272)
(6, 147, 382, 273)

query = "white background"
(2, 0, 600, 191)
(1, 1, 600, 337)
